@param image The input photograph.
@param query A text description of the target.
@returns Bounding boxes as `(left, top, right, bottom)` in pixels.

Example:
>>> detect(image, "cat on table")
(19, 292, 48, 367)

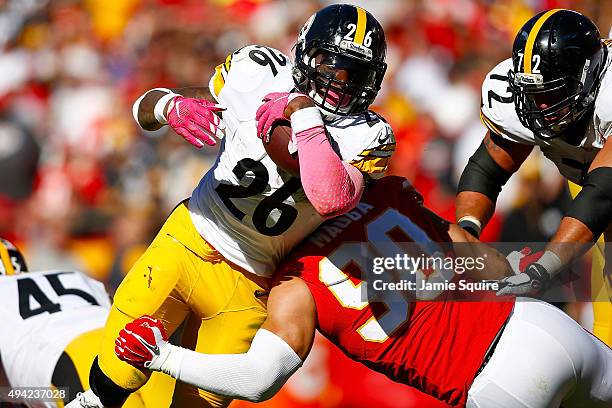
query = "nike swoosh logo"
(175, 100, 182, 118)
(135, 333, 160, 355)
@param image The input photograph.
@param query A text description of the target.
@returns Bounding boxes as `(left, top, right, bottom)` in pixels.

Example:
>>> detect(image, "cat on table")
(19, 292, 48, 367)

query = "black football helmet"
(0, 238, 27, 275)
(293, 4, 387, 116)
(508, 9, 607, 140)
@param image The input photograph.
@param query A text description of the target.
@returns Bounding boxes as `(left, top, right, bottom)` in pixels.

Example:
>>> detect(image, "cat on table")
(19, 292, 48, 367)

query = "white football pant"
(467, 298, 612, 408)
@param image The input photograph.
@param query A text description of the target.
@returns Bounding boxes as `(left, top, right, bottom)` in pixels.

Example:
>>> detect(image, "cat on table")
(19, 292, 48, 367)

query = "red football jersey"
(280, 177, 514, 407)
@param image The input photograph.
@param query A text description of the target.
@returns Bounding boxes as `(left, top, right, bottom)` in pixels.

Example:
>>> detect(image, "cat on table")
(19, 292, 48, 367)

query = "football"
(263, 122, 300, 176)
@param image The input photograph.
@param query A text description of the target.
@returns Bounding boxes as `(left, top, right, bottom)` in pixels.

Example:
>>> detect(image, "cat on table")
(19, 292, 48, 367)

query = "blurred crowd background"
(0, 0, 610, 406)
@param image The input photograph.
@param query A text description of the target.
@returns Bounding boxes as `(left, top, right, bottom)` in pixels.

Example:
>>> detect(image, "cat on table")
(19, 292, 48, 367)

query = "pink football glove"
(255, 92, 308, 143)
(115, 315, 169, 370)
(167, 96, 225, 148)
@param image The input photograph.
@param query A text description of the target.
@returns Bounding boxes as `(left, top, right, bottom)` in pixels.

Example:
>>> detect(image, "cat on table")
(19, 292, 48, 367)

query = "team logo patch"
(340, 40, 373, 59)
(514, 72, 544, 86)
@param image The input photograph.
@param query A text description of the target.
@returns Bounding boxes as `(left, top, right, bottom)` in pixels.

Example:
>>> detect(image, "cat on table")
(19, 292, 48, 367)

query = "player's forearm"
(132, 87, 213, 131)
(546, 165, 612, 268)
(455, 142, 511, 236)
(292, 108, 365, 217)
(496, 186, 610, 295)
(456, 133, 532, 237)
(455, 191, 496, 236)
(545, 217, 595, 266)
(156, 329, 302, 403)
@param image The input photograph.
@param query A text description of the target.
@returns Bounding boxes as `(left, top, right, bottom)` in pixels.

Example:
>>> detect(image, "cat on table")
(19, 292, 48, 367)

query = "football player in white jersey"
(455, 9, 612, 346)
(70, 4, 396, 408)
(0, 239, 174, 407)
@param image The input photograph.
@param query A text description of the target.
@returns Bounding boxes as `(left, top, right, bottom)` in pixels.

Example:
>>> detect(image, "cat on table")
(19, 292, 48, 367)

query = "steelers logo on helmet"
(0, 238, 27, 275)
(508, 9, 607, 141)
(293, 4, 387, 116)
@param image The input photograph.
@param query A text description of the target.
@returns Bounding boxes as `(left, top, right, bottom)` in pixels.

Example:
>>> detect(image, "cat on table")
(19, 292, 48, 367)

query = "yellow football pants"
(52, 328, 175, 408)
(568, 181, 612, 346)
(98, 201, 268, 407)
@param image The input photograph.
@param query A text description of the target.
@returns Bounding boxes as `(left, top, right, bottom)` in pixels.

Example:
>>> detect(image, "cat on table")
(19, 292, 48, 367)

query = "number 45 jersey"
(279, 177, 513, 408)
(189, 45, 395, 277)
(0, 270, 110, 388)
(480, 44, 612, 185)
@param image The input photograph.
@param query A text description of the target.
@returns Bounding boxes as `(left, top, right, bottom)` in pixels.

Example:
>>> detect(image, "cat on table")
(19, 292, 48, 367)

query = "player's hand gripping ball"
(167, 96, 226, 148)
(256, 92, 313, 176)
(255, 92, 311, 143)
(115, 315, 169, 371)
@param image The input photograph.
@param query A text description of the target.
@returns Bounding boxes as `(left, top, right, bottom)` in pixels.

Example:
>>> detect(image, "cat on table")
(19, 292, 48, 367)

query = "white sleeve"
(160, 329, 303, 402)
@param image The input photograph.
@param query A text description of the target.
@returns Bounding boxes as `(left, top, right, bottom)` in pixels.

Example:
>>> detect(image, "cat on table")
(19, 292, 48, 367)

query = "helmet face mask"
(300, 48, 382, 115)
(293, 5, 387, 116)
(510, 71, 586, 138)
(509, 9, 607, 141)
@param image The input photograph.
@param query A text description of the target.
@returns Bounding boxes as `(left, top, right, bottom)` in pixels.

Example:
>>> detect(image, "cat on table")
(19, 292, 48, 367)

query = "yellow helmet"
(0, 238, 28, 275)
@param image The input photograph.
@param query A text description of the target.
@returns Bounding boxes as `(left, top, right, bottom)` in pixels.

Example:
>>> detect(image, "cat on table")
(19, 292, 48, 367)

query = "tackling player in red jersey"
(116, 177, 612, 407)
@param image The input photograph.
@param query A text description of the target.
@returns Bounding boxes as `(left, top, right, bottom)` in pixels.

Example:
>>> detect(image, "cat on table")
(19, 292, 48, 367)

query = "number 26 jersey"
(189, 45, 396, 276)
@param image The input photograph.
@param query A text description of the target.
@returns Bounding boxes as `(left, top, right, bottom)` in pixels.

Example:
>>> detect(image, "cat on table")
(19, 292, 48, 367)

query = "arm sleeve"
(297, 126, 365, 218)
(293, 107, 365, 218)
(160, 329, 303, 403)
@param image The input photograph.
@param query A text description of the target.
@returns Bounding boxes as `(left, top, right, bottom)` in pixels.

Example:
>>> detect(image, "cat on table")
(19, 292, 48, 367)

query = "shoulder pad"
(595, 79, 612, 121)
(335, 112, 395, 178)
(595, 47, 612, 117)
(595, 64, 612, 143)
(480, 59, 535, 145)
(209, 45, 294, 120)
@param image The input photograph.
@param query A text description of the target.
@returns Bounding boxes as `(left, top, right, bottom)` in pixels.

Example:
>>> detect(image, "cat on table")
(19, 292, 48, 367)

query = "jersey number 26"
(215, 158, 302, 236)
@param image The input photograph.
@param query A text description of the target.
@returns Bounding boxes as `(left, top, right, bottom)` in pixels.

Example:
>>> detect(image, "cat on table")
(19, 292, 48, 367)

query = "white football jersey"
(480, 45, 612, 185)
(189, 45, 395, 276)
(0, 270, 110, 389)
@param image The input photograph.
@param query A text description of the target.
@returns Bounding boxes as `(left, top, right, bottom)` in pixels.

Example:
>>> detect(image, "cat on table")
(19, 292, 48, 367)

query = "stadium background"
(0, 0, 610, 406)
